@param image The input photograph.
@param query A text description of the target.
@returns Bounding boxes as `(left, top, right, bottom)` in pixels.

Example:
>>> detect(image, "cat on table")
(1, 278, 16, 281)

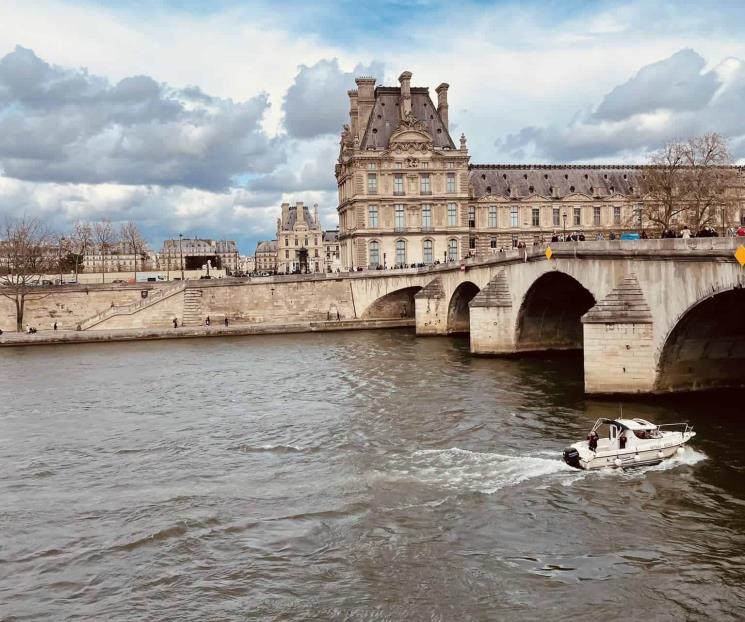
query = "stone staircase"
(78, 281, 187, 330)
(182, 288, 203, 326)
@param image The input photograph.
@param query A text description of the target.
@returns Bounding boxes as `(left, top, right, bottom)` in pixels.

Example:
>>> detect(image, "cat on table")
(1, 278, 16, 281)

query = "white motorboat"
(563, 418, 696, 470)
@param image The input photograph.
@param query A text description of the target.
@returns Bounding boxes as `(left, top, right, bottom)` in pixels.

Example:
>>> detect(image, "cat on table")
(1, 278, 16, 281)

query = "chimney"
(296, 201, 305, 224)
(436, 82, 449, 130)
(399, 71, 412, 118)
(347, 89, 359, 140)
(355, 77, 376, 142)
(281, 202, 289, 228)
(314, 203, 319, 228)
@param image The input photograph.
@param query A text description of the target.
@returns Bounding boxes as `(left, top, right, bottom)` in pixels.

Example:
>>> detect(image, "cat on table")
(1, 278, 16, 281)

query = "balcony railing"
(420, 226, 434, 232)
(420, 190, 432, 196)
(393, 191, 405, 196)
(394, 226, 408, 233)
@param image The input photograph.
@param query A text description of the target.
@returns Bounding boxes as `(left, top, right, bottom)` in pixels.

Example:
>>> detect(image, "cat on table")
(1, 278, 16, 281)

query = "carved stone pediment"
(389, 112, 432, 152)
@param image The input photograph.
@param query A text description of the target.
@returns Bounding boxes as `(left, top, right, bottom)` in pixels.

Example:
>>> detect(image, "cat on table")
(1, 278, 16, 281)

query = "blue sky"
(1, 0, 745, 253)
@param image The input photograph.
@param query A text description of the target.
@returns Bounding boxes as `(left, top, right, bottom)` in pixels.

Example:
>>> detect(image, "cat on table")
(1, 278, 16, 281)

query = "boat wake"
(383, 445, 707, 494)
(391, 447, 576, 494)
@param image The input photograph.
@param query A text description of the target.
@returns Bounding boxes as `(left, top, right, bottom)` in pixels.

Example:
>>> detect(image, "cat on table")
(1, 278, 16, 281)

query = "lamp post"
(58, 236, 65, 284)
(178, 233, 184, 281)
(562, 212, 567, 240)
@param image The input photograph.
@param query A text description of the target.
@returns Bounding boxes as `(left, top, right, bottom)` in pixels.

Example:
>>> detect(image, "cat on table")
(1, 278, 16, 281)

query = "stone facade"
(159, 238, 238, 273)
(336, 71, 745, 271)
(254, 240, 278, 274)
(83, 242, 155, 273)
(276, 202, 324, 274)
(323, 229, 341, 272)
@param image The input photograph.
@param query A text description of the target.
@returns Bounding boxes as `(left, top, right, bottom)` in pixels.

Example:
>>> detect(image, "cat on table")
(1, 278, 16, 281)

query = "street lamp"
(562, 212, 567, 239)
(178, 233, 184, 281)
(58, 236, 65, 284)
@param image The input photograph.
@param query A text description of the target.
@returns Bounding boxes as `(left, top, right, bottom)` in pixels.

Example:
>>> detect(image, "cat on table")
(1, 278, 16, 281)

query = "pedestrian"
(737, 225, 745, 237)
(681, 226, 691, 239)
(173, 317, 178, 329)
(53, 321, 57, 331)
(205, 316, 211, 326)
(224, 317, 229, 327)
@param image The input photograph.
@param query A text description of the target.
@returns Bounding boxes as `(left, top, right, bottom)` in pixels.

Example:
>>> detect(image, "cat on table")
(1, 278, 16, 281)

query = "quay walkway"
(0, 318, 414, 347)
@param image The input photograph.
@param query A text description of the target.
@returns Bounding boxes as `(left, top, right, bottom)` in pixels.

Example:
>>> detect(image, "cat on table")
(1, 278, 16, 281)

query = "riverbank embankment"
(0, 318, 414, 347)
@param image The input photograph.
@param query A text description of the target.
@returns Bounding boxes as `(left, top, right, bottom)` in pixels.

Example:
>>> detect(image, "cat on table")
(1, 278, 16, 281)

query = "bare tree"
(119, 221, 148, 282)
(71, 220, 93, 281)
(93, 220, 116, 283)
(0, 217, 55, 331)
(682, 133, 734, 233)
(641, 140, 688, 232)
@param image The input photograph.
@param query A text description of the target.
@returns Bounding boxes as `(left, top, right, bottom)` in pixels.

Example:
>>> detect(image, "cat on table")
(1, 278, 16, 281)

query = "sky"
(2, 0, 745, 253)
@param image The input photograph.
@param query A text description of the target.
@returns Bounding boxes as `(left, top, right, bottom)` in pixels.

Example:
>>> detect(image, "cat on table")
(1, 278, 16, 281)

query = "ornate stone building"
(159, 238, 238, 272)
(254, 240, 277, 274)
(323, 229, 341, 272)
(336, 71, 745, 270)
(276, 202, 324, 274)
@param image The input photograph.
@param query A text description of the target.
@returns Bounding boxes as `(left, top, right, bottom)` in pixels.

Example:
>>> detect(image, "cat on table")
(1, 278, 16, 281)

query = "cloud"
(282, 58, 384, 139)
(495, 49, 745, 162)
(0, 46, 284, 191)
(592, 49, 719, 121)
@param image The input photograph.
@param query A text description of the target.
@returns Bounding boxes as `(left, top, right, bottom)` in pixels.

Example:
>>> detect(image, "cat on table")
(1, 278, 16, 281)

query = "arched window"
(369, 240, 380, 268)
(423, 239, 434, 264)
(395, 239, 407, 266)
(448, 238, 458, 261)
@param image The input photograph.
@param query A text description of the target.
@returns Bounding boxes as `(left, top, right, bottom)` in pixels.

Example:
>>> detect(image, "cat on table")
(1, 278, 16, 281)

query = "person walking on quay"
(737, 225, 745, 237)
(53, 321, 57, 331)
(205, 316, 211, 327)
(224, 317, 229, 327)
(173, 317, 178, 329)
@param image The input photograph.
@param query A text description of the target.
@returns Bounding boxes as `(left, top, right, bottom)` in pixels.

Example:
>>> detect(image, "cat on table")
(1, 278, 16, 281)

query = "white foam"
(399, 447, 575, 494)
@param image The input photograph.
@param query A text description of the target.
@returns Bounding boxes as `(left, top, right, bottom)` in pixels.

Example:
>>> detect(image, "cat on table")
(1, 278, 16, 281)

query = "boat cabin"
(588, 418, 662, 451)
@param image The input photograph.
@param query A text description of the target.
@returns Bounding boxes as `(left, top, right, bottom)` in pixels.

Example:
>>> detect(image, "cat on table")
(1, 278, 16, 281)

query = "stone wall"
(583, 323, 656, 394)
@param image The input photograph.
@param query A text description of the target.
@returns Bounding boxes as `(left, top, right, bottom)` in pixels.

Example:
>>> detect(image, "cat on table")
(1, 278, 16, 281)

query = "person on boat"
(587, 430, 599, 452)
(619, 431, 627, 450)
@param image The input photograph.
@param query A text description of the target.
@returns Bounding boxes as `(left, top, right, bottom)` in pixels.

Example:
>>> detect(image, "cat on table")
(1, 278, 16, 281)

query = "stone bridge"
(348, 238, 745, 395)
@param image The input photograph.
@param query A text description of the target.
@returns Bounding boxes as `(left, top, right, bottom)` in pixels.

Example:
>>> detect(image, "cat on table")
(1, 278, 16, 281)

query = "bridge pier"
(468, 273, 515, 354)
(414, 277, 448, 335)
(581, 275, 656, 394)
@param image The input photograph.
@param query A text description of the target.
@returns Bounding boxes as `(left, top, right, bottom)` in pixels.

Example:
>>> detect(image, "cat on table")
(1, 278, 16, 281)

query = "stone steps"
(182, 288, 203, 326)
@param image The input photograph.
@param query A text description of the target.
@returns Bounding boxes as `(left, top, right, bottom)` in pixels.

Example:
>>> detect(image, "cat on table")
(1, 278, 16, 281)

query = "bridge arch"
(447, 281, 480, 333)
(515, 271, 595, 352)
(656, 285, 745, 392)
(362, 286, 422, 319)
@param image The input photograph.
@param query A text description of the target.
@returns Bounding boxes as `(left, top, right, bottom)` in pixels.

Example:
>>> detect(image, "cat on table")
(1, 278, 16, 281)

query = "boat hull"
(565, 434, 694, 471)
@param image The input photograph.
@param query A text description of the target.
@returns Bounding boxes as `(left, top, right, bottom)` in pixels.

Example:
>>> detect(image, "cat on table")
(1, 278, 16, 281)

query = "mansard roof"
(255, 240, 277, 253)
(360, 87, 456, 151)
(282, 204, 320, 231)
(469, 164, 645, 200)
(323, 229, 339, 243)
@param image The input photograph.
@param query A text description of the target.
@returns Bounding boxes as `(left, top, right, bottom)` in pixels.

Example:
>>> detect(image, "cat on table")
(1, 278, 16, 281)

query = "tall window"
(367, 173, 377, 194)
(468, 205, 476, 227)
(368, 205, 378, 228)
(553, 208, 560, 227)
(593, 206, 601, 226)
(423, 239, 433, 264)
(447, 203, 457, 226)
(394, 174, 405, 195)
(369, 240, 380, 268)
(394, 204, 405, 229)
(573, 207, 581, 226)
(420, 174, 431, 195)
(613, 206, 621, 225)
(532, 207, 540, 227)
(448, 238, 458, 261)
(489, 206, 497, 228)
(395, 239, 407, 265)
(422, 204, 432, 228)
(510, 206, 518, 228)
(490, 237, 497, 249)
(367, 162, 377, 170)
(446, 173, 456, 193)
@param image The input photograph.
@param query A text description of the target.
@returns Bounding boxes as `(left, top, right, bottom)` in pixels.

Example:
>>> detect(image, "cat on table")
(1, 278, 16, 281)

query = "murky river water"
(1, 329, 744, 621)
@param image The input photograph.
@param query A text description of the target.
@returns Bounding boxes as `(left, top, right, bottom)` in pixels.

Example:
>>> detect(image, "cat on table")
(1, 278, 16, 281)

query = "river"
(1, 329, 744, 621)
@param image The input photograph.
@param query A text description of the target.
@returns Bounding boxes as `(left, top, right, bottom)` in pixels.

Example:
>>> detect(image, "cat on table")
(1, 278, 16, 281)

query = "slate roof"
(582, 274, 653, 324)
(255, 240, 277, 253)
(323, 229, 339, 243)
(469, 164, 645, 200)
(360, 87, 456, 150)
(283, 205, 319, 230)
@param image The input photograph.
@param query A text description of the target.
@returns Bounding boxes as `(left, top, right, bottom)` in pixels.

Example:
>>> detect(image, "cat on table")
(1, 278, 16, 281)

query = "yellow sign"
(545, 246, 553, 260)
(736, 245, 745, 267)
